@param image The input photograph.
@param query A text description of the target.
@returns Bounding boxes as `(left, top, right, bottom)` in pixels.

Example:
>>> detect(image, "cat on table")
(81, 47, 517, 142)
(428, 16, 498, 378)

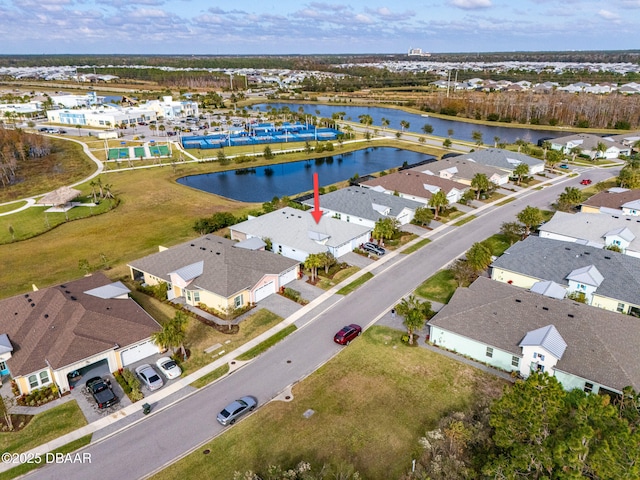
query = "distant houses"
(359, 170, 468, 204)
(581, 188, 640, 215)
(449, 148, 545, 176)
(550, 133, 632, 159)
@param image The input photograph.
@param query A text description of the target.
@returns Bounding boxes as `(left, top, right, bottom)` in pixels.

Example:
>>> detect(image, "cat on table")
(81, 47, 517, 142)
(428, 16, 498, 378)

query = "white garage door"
(279, 267, 298, 286)
(254, 280, 275, 303)
(121, 340, 158, 366)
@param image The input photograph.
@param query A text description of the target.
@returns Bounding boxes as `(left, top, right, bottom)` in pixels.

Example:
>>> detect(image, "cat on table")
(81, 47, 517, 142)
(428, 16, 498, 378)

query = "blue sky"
(1, 0, 639, 55)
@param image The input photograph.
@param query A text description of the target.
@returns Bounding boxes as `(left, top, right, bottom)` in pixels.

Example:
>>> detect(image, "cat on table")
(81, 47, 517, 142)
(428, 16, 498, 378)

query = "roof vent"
(568, 313, 574, 318)
(564, 247, 570, 250)
(190, 244, 195, 247)
(70, 296, 77, 301)
(515, 299, 521, 303)
(604, 256, 611, 259)
(216, 252, 221, 255)
(31, 303, 35, 307)
(44, 314, 49, 318)
(542, 307, 549, 311)
(613, 215, 619, 218)
(24, 294, 28, 298)
(200, 247, 206, 250)
(65, 290, 70, 294)
(584, 252, 590, 255)
(60, 285, 66, 288)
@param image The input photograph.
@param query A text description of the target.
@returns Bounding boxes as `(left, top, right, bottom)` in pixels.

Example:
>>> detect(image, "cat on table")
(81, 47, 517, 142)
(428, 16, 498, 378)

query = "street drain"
(203, 449, 211, 455)
(285, 395, 291, 400)
(286, 360, 292, 363)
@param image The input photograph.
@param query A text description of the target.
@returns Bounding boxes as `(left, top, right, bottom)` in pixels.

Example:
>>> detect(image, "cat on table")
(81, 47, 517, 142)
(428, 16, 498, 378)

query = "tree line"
(0, 127, 51, 188)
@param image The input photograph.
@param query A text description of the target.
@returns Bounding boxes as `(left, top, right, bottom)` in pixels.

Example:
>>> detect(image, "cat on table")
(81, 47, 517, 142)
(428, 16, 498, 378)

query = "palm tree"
(465, 242, 493, 273)
(447, 128, 454, 138)
(304, 253, 323, 282)
(381, 117, 390, 131)
(372, 218, 398, 246)
(471, 173, 490, 200)
(429, 190, 449, 219)
(471, 130, 483, 146)
(494, 136, 501, 148)
(358, 114, 373, 134)
(422, 123, 433, 135)
(595, 142, 607, 160)
(400, 120, 410, 132)
(152, 311, 188, 359)
(517, 205, 544, 237)
(513, 163, 530, 186)
(395, 295, 432, 345)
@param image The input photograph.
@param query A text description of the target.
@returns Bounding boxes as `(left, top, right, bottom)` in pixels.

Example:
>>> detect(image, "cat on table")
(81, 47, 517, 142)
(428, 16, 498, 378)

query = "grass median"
(336, 272, 374, 295)
(153, 326, 506, 480)
(236, 324, 297, 361)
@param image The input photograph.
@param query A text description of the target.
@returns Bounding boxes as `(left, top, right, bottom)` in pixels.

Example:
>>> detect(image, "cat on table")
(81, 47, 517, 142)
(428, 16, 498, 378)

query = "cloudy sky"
(1, 0, 639, 55)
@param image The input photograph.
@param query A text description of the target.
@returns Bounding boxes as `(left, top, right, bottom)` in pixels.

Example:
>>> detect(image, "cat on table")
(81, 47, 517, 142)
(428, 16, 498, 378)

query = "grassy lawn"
(236, 325, 297, 361)
(385, 231, 417, 250)
(0, 435, 92, 480)
(400, 237, 431, 254)
(181, 309, 283, 375)
(153, 326, 506, 480)
(0, 202, 27, 214)
(496, 197, 516, 206)
(336, 272, 374, 295)
(127, 288, 178, 325)
(482, 233, 512, 257)
(415, 269, 458, 304)
(453, 215, 476, 226)
(0, 401, 87, 454)
(189, 364, 230, 389)
(314, 265, 359, 290)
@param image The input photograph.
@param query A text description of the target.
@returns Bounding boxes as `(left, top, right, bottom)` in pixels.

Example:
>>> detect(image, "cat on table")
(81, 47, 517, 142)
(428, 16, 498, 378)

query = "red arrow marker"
(311, 172, 323, 224)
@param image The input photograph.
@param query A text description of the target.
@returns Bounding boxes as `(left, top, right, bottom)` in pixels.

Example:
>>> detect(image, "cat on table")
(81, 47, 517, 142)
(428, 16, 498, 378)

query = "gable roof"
(550, 133, 628, 152)
(415, 158, 506, 182)
(428, 277, 640, 391)
(0, 273, 160, 376)
(530, 280, 566, 299)
(359, 171, 467, 199)
(128, 235, 299, 297)
(230, 207, 371, 254)
(301, 186, 423, 222)
(453, 148, 544, 171)
(491, 236, 640, 306)
(540, 211, 640, 253)
(582, 188, 640, 210)
(519, 325, 567, 359)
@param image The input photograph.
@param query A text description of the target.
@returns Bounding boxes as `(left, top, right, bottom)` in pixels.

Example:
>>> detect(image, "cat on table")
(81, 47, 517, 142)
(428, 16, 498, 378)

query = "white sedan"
(156, 357, 182, 380)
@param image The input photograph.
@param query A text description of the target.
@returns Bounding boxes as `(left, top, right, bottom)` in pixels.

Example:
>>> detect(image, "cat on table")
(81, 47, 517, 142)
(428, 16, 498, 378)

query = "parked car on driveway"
(559, 164, 569, 169)
(135, 364, 164, 391)
(334, 324, 362, 345)
(362, 242, 386, 256)
(85, 376, 118, 409)
(216, 396, 257, 425)
(156, 357, 182, 380)
(580, 179, 592, 185)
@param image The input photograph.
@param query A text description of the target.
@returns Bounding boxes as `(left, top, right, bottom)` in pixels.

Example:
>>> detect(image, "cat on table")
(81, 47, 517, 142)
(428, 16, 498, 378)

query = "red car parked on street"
(334, 324, 362, 345)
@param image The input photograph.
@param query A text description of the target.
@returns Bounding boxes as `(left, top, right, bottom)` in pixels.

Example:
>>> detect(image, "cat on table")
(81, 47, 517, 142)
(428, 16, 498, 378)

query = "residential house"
(301, 186, 423, 228)
(414, 158, 509, 186)
(490, 236, 640, 316)
(229, 207, 371, 262)
(550, 133, 631, 159)
(451, 148, 545, 175)
(427, 277, 640, 395)
(128, 236, 300, 309)
(539, 211, 640, 258)
(581, 188, 640, 215)
(0, 273, 161, 395)
(359, 170, 468, 204)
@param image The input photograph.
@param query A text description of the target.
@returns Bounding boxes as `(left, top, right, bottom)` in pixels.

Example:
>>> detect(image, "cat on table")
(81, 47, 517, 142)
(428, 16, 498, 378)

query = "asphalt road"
(29, 164, 618, 479)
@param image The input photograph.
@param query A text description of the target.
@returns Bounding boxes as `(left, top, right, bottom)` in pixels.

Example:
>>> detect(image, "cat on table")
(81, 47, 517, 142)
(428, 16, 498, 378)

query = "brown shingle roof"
(360, 171, 467, 199)
(0, 273, 160, 376)
(582, 189, 640, 210)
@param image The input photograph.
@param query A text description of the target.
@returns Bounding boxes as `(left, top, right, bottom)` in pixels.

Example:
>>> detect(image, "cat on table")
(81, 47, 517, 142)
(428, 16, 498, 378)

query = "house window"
(278, 245, 282, 254)
(234, 294, 243, 308)
(538, 354, 545, 361)
(39, 371, 50, 384)
(193, 291, 200, 302)
(28, 375, 38, 389)
(0, 361, 5, 371)
(537, 364, 545, 372)
(613, 239, 621, 246)
(511, 356, 519, 367)
(486, 347, 493, 358)
(186, 291, 192, 302)
(578, 284, 587, 291)
(584, 382, 594, 393)
(346, 216, 350, 222)
(617, 303, 625, 313)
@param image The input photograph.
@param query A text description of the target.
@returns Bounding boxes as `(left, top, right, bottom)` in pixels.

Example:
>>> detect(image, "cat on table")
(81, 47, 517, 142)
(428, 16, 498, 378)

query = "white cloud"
(449, 0, 492, 9)
(598, 9, 621, 20)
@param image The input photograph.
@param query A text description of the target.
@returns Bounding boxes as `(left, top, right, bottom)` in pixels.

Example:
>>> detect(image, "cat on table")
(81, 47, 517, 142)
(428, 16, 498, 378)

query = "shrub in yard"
(283, 288, 301, 302)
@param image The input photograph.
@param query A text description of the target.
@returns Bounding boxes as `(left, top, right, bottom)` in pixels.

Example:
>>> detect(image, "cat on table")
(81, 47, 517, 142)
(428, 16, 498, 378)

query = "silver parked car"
(362, 242, 386, 256)
(216, 396, 257, 426)
(135, 364, 164, 391)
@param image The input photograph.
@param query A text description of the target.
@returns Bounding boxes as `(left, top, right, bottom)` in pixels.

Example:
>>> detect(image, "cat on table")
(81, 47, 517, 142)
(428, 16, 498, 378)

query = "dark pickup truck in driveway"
(86, 377, 119, 409)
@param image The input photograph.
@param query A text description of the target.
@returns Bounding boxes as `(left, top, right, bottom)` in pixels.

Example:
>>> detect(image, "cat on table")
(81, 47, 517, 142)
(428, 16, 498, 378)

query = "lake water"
(253, 103, 561, 145)
(177, 147, 434, 202)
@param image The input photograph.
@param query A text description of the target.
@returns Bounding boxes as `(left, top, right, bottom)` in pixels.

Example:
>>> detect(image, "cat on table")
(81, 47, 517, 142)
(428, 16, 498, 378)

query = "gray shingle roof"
(454, 148, 544, 171)
(128, 236, 299, 297)
(491, 236, 640, 306)
(428, 277, 640, 391)
(230, 207, 371, 255)
(540, 211, 640, 254)
(414, 158, 506, 183)
(301, 186, 423, 222)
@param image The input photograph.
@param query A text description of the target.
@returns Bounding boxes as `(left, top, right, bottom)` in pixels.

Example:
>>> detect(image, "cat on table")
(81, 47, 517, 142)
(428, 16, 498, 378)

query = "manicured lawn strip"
(314, 266, 359, 290)
(235, 325, 297, 361)
(190, 364, 230, 389)
(496, 197, 516, 206)
(336, 272, 374, 295)
(453, 215, 476, 226)
(153, 326, 506, 480)
(182, 309, 283, 376)
(0, 202, 26, 214)
(401, 237, 431, 254)
(0, 401, 87, 454)
(415, 269, 457, 303)
(127, 289, 178, 325)
(0, 435, 92, 480)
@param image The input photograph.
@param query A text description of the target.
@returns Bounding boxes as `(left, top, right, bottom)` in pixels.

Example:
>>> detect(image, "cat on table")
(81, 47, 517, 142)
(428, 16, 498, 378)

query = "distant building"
(141, 96, 199, 120)
(47, 104, 157, 128)
(408, 47, 431, 57)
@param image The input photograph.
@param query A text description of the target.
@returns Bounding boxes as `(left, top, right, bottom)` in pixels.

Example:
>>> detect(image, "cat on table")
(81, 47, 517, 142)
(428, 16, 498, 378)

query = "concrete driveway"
(340, 251, 376, 269)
